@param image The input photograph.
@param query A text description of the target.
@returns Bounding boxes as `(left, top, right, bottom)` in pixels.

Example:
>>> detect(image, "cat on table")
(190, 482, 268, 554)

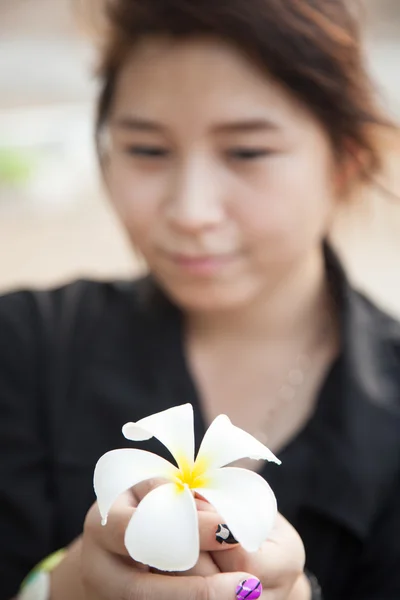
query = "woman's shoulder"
(0, 276, 178, 375)
(354, 288, 400, 332)
(0, 275, 163, 328)
(346, 288, 400, 412)
(352, 289, 400, 368)
(340, 287, 400, 494)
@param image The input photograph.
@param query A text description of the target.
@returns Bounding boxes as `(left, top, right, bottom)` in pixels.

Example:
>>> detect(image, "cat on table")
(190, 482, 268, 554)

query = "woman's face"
(106, 36, 339, 312)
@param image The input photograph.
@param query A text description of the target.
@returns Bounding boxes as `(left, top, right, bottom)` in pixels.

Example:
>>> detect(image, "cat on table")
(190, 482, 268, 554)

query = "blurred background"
(0, 0, 400, 314)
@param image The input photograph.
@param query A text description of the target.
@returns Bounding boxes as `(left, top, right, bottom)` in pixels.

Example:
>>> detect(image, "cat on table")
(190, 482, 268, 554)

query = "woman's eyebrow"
(110, 115, 282, 135)
(212, 118, 282, 134)
(111, 115, 166, 133)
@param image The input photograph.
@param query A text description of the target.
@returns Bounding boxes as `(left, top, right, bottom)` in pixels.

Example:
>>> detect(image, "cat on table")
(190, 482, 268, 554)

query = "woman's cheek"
(234, 169, 332, 260)
(232, 179, 302, 243)
(109, 170, 165, 233)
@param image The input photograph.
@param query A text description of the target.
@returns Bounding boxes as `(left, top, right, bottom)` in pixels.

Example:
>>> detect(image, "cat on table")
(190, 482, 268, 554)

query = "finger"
(195, 495, 240, 551)
(83, 544, 263, 600)
(252, 577, 302, 600)
(87, 492, 240, 563)
(287, 573, 312, 600)
(89, 502, 238, 559)
(212, 543, 301, 600)
(138, 570, 263, 600)
(212, 540, 303, 586)
(81, 540, 141, 599)
(183, 552, 220, 576)
(153, 552, 220, 577)
(131, 477, 170, 503)
(198, 513, 240, 551)
(86, 478, 169, 557)
(50, 537, 86, 600)
(87, 499, 222, 576)
(85, 496, 134, 557)
(212, 514, 305, 589)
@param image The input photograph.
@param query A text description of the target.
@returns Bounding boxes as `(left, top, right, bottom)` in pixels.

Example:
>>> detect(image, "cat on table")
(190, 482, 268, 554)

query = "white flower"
(94, 403, 281, 572)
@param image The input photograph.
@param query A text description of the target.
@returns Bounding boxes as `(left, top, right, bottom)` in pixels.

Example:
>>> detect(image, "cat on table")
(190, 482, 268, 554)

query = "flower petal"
(94, 449, 177, 523)
(122, 404, 195, 469)
(125, 482, 199, 571)
(194, 467, 277, 552)
(195, 414, 281, 471)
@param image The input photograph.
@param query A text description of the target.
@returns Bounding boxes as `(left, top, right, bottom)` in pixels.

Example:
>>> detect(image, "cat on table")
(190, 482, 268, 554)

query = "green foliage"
(0, 149, 36, 186)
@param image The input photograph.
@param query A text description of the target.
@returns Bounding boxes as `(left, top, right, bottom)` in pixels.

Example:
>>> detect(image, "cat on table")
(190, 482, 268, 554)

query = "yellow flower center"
(174, 456, 210, 491)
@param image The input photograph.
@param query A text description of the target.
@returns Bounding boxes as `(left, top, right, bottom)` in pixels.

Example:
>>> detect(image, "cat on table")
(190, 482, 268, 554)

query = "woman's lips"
(166, 252, 237, 276)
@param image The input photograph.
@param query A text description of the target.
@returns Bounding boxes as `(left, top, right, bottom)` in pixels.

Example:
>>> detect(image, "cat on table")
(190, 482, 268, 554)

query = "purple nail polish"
(235, 577, 262, 600)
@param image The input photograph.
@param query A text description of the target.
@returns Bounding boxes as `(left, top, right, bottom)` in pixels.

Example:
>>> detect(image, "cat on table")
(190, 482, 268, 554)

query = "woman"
(2, 1, 400, 599)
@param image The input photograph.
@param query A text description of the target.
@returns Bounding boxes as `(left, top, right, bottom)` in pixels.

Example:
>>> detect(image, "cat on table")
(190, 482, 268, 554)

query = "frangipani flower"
(94, 403, 281, 572)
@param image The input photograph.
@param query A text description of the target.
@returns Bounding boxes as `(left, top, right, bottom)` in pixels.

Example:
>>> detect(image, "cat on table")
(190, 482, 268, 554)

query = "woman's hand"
(210, 513, 310, 599)
(50, 537, 86, 599)
(178, 500, 310, 600)
(50, 479, 310, 600)
(51, 479, 257, 600)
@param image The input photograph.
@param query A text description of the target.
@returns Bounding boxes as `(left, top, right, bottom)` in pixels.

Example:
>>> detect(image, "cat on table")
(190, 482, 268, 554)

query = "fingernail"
(216, 524, 239, 545)
(236, 577, 262, 600)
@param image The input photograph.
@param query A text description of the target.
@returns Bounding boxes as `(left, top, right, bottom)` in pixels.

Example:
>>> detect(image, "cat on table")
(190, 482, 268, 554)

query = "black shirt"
(1, 249, 400, 600)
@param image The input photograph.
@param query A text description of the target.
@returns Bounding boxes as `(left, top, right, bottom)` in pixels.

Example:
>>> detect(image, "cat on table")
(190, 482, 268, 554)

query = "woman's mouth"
(165, 252, 238, 276)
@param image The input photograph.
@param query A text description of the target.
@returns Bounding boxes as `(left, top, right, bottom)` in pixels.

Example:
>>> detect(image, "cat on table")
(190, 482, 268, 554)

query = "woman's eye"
(227, 148, 272, 161)
(124, 146, 170, 158)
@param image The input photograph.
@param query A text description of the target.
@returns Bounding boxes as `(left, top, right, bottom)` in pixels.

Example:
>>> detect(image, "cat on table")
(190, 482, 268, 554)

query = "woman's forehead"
(112, 37, 312, 131)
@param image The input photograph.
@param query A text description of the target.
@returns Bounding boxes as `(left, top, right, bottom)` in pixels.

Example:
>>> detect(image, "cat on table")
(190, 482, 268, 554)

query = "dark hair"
(93, 0, 389, 182)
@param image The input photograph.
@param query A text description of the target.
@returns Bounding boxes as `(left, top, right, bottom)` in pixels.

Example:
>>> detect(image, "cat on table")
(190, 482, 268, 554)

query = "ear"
(334, 142, 365, 195)
(96, 125, 113, 186)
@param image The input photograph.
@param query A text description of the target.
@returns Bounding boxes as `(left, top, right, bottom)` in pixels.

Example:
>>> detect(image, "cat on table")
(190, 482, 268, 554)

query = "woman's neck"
(186, 248, 334, 344)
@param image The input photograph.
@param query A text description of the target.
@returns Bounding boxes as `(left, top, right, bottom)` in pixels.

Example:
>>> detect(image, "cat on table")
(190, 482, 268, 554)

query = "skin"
(105, 36, 337, 317)
(52, 482, 310, 600)
(49, 34, 352, 599)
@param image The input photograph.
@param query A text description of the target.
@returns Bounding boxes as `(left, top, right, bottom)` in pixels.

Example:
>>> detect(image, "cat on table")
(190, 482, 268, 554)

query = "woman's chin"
(163, 280, 257, 314)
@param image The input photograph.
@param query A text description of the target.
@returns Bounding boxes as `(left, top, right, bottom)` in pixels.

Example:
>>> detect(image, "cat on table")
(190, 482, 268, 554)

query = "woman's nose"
(165, 158, 225, 233)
